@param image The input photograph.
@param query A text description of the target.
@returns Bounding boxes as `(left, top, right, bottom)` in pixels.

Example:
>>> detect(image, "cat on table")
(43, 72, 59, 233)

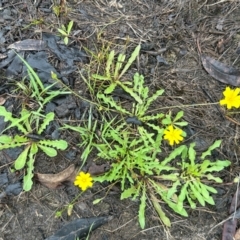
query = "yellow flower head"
(74, 172, 93, 191)
(219, 86, 240, 109)
(163, 125, 184, 146)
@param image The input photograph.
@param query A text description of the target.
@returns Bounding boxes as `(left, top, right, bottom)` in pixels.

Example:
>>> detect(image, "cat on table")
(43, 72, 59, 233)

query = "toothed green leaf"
(37, 112, 54, 134)
(39, 139, 68, 150)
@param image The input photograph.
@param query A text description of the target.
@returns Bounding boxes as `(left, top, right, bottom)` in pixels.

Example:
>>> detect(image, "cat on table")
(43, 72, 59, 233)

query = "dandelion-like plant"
(74, 172, 93, 191)
(163, 125, 184, 146)
(219, 86, 240, 109)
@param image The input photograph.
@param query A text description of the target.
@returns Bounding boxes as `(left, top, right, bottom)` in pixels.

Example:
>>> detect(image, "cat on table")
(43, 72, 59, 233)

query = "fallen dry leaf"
(8, 39, 46, 51)
(35, 164, 77, 189)
(88, 162, 110, 176)
(201, 55, 240, 87)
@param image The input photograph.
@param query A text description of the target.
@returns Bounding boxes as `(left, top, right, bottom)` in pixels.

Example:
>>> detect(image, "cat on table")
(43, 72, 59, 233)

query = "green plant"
(0, 106, 68, 191)
(93, 122, 188, 228)
(0, 55, 70, 191)
(61, 105, 101, 167)
(92, 45, 144, 102)
(57, 20, 74, 45)
(65, 45, 230, 229)
(14, 55, 70, 110)
(167, 140, 231, 210)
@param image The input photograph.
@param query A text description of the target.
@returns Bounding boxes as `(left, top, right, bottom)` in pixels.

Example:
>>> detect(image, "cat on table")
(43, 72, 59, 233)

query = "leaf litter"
(201, 55, 240, 86)
(36, 164, 77, 189)
(45, 215, 113, 240)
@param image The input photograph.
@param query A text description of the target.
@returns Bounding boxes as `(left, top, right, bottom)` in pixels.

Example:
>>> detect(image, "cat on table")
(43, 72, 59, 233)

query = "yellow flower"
(74, 172, 93, 191)
(164, 125, 184, 146)
(219, 86, 240, 109)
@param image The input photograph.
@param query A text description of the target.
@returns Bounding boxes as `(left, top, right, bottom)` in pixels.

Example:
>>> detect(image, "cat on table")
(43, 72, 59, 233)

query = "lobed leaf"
(118, 81, 142, 104)
(97, 93, 130, 114)
(104, 83, 117, 94)
(205, 173, 223, 183)
(121, 186, 138, 200)
(0, 106, 29, 134)
(144, 89, 164, 114)
(38, 112, 55, 134)
(203, 160, 231, 173)
(200, 140, 222, 159)
(39, 139, 68, 150)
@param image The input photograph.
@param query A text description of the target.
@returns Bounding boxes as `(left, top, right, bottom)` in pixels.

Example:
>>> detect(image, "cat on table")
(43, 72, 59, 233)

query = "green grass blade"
(114, 53, 126, 79)
(16, 53, 44, 90)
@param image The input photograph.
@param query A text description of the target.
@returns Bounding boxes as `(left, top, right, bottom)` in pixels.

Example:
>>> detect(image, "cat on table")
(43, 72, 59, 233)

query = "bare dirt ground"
(1, 0, 240, 239)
